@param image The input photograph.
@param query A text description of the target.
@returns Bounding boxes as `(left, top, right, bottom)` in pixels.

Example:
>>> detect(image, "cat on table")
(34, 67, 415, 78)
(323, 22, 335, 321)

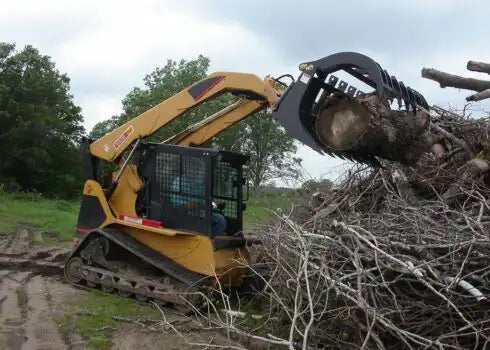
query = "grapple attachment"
(272, 52, 429, 165)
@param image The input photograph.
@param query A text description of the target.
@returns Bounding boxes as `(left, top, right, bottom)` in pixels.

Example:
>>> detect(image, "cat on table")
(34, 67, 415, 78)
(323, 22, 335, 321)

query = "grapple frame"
(272, 52, 429, 164)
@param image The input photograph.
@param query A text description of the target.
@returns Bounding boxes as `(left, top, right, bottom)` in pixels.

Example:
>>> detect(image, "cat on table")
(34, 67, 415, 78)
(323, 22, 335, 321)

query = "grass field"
(0, 189, 301, 349)
(243, 191, 297, 227)
(57, 291, 160, 349)
(0, 188, 295, 241)
(0, 190, 79, 241)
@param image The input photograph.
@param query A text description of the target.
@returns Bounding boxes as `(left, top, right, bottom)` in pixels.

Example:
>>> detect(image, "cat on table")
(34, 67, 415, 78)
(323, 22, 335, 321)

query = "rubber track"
(67, 228, 209, 287)
(71, 262, 199, 305)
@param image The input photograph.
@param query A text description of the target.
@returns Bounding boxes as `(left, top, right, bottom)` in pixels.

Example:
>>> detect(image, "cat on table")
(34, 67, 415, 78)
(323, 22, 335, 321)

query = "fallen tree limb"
(431, 124, 475, 157)
(467, 60, 490, 74)
(467, 88, 490, 102)
(421, 68, 490, 92)
(225, 108, 490, 349)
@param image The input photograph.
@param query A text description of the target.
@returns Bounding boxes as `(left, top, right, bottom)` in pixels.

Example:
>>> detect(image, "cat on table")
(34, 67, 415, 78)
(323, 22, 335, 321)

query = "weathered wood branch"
(467, 60, 490, 74)
(431, 124, 475, 158)
(467, 88, 490, 102)
(421, 68, 490, 92)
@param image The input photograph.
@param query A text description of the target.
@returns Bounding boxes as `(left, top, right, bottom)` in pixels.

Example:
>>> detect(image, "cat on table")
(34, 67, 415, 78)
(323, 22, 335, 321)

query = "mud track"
(0, 229, 251, 349)
(0, 229, 84, 349)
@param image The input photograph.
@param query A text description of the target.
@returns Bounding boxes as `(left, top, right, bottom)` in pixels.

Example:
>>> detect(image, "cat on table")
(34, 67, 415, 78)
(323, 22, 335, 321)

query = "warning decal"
(299, 73, 311, 84)
(113, 125, 134, 149)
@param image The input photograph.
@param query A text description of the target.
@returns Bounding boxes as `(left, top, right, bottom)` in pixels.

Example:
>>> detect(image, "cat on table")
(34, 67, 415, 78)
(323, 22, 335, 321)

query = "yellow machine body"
(74, 72, 283, 288)
(79, 179, 250, 287)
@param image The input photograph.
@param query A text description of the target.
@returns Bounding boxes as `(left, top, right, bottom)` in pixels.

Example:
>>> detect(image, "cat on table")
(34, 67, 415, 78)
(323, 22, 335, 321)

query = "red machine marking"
(119, 214, 164, 228)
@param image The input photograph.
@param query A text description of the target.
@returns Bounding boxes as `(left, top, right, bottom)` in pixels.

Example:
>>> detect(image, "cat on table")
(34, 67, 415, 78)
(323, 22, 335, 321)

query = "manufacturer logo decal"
(103, 144, 110, 152)
(113, 125, 134, 149)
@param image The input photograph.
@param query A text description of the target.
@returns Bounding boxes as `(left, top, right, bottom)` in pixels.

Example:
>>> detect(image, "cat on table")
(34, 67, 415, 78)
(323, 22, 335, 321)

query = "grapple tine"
(272, 51, 429, 166)
(382, 69, 392, 87)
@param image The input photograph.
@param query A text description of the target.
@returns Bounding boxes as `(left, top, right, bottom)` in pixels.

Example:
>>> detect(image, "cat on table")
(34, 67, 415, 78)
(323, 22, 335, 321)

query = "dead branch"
(171, 106, 490, 350)
(431, 124, 475, 158)
(423, 59, 490, 102)
(467, 89, 490, 102)
(467, 61, 490, 74)
(421, 68, 490, 92)
(219, 108, 490, 349)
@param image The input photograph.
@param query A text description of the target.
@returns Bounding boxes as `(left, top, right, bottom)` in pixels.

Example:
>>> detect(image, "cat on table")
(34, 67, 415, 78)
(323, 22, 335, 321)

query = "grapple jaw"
(272, 52, 429, 165)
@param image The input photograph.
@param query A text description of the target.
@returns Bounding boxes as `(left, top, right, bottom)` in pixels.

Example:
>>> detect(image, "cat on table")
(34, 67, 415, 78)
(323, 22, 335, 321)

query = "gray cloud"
(184, 1, 488, 61)
(183, 0, 490, 112)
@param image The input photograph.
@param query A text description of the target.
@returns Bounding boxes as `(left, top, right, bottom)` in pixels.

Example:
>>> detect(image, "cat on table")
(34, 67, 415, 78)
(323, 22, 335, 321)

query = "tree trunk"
(315, 94, 432, 164)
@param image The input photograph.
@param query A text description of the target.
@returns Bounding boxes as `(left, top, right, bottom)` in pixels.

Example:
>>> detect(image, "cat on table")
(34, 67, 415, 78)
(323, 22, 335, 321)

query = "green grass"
(0, 190, 79, 241)
(243, 191, 297, 227)
(57, 291, 160, 350)
(0, 186, 299, 238)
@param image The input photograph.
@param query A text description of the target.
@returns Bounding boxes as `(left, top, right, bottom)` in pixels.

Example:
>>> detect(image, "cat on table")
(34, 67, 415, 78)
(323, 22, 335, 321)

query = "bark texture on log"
(443, 158, 490, 200)
(467, 89, 490, 102)
(315, 94, 432, 164)
(422, 60, 490, 102)
(421, 68, 490, 92)
(467, 61, 490, 74)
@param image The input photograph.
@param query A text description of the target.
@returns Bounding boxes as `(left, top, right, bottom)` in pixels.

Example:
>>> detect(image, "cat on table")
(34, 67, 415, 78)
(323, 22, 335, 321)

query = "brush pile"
(248, 107, 490, 349)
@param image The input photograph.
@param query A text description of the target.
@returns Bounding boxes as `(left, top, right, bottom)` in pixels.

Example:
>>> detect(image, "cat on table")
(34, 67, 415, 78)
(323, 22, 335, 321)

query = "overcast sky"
(2, 0, 489, 181)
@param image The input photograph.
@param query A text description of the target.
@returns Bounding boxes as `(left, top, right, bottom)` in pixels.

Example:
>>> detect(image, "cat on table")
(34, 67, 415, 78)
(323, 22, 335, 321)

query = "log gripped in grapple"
(64, 228, 210, 306)
(272, 52, 430, 165)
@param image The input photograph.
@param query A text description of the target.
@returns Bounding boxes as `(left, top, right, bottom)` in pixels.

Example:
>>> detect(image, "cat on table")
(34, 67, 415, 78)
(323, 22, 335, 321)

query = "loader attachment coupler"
(272, 52, 429, 165)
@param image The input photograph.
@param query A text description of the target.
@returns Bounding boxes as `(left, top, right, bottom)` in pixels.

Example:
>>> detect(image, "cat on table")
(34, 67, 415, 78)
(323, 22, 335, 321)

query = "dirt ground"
(0, 228, 247, 350)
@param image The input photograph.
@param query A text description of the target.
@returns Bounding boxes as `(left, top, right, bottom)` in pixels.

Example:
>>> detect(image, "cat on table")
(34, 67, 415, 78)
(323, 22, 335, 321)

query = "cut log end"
(315, 99, 370, 150)
(431, 143, 446, 158)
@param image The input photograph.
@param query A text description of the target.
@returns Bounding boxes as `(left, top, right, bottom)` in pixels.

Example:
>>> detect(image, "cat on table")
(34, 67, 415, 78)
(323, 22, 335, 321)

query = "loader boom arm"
(90, 72, 282, 161)
(163, 99, 264, 146)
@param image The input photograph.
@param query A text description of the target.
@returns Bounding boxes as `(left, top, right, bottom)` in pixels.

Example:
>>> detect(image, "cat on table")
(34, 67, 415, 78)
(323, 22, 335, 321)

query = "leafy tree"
(301, 178, 334, 193)
(91, 55, 301, 189)
(89, 116, 119, 140)
(212, 111, 302, 189)
(0, 43, 84, 197)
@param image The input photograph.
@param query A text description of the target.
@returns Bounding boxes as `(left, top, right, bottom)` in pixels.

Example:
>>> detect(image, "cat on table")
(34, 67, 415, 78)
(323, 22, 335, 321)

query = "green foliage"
(300, 178, 333, 193)
(213, 110, 301, 189)
(91, 55, 301, 188)
(0, 186, 78, 240)
(243, 191, 295, 227)
(0, 43, 84, 198)
(90, 55, 230, 142)
(57, 291, 159, 350)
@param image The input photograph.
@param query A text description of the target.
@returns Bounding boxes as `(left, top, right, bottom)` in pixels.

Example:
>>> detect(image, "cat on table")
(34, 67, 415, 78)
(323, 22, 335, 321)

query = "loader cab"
(135, 143, 248, 237)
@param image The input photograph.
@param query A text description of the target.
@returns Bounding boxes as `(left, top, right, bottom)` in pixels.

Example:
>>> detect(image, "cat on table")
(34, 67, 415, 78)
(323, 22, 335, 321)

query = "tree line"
(0, 44, 301, 198)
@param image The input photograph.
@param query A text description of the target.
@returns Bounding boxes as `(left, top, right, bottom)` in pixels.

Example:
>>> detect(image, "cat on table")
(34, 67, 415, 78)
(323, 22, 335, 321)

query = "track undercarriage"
(64, 228, 209, 307)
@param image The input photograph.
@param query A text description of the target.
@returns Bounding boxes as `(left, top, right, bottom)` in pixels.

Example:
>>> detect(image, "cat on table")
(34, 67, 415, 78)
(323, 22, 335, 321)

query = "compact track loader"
(64, 52, 429, 306)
